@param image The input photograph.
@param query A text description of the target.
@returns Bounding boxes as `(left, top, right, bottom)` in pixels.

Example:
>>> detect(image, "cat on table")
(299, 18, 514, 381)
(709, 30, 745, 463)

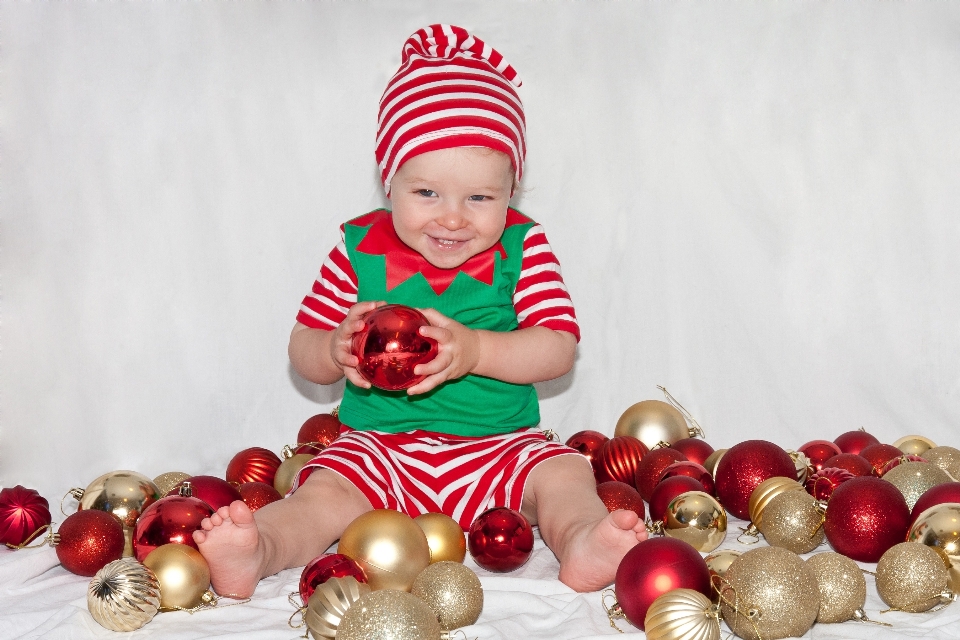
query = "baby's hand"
(329, 301, 385, 389)
(407, 308, 480, 395)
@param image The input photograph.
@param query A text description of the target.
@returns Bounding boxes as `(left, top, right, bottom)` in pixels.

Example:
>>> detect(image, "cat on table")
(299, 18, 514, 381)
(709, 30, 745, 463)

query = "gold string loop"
(287, 591, 307, 629)
(60, 488, 83, 517)
(851, 608, 892, 626)
(712, 574, 765, 640)
(601, 588, 625, 633)
(658, 385, 705, 438)
(4, 524, 54, 550)
(164, 590, 251, 614)
(737, 524, 761, 545)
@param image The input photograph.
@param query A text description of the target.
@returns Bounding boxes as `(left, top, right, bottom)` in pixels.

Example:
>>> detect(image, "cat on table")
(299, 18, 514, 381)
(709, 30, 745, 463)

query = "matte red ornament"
(351, 304, 439, 391)
(298, 553, 368, 604)
(834, 429, 880, 455)
(822, 453, 873, 477)
(714, 440, 796, 520)
(165, 475, 241, 511)
(859, 443, 905, 476)
(468, 507, 534, 572)
(614, 537, 711, 630)
(132, 495, 215, 562)
(595, 436, 649, 487)
(54, 510, 125, 576)
(669, 438, 714, 467)
(238, 482, 283, 512)
(0, 485, 52, 547)
(634, 447, 687, 502)
(296, 413, 342, 455)
(823, 476, 910, 562)
(649, 475, 703, 522)
(596, 481, 645, 519)
(879, 454, 927, 476)
(658, 461, 714, 496)
(226, 447, 283, 486)
(910, 482, 960, 526)
(797, 440, 843, 473)
(805, 466, 855, 501)
(566, 430, 609, 479)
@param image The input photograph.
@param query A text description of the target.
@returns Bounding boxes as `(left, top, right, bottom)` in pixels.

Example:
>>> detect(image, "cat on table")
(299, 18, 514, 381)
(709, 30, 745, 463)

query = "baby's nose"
(436, 205, 467, 230)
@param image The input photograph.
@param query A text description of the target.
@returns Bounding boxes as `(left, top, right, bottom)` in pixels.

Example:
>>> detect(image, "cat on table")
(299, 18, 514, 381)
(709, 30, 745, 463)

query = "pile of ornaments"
(571, 395, 960, 640)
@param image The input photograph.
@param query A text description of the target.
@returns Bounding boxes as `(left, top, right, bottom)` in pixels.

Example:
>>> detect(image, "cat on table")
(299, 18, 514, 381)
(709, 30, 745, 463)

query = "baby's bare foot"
(193, 500, 264, 598)
(557, 509, 648, 592)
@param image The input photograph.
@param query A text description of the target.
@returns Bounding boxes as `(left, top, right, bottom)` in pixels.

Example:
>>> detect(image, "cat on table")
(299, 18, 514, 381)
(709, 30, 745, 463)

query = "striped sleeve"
(513, 224, 580, 341)
(296, 235, 358, 330)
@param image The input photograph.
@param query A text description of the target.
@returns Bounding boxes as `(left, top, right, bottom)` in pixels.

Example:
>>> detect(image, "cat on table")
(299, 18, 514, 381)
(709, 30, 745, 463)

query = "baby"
(194, 23, 647, 597)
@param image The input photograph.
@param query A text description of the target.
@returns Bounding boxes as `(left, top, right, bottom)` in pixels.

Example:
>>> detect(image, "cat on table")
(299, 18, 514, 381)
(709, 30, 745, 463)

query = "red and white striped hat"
(376, 24, 526, 195)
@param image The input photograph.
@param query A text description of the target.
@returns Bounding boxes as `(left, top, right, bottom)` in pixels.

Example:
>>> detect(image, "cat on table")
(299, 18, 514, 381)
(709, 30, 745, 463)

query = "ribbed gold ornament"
(805, 552, 866, 623)
(644, 588, 721, 640)
(876, 542, 951, 613)
(747, 476, 804, 530)
(415, 513, 467, 563)
(152, 472, 191, 497)
(882, 461, 952, 510)
(87, 557, 161, 632)
(759, 490, 825, 555)
(663, 491, 727, 553)
(893, 435, 937, 457)
(304, 576, 371, 639)
(922, 446, 960, 481)
(336, 589, 442, 640)
(411, 561, 483, 630)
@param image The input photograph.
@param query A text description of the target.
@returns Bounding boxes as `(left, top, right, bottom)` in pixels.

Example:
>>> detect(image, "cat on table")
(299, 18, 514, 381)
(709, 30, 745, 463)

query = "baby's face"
(390, 147, 513, 270)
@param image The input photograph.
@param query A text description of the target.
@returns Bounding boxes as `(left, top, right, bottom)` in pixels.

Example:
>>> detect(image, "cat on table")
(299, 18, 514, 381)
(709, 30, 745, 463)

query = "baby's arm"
(288, 301, 383, 388)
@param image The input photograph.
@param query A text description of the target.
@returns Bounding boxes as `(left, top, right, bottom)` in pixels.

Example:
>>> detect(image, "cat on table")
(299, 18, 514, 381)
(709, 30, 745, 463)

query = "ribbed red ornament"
(649, 476, 703, 522)
(596, 436, 649, 487)
(0, 485, 52, 547)
(911, 482, 960, 526)
(859, 443, 905, 475)
(659, 461, 714, 496)
(238, 482, 283, 512)
(669, 438, 714, 467)
(566, 430, 609, 480)
(822, 453, 873, 477)
(834, 429, 880, 455)
(132, 495, 214, 562)
(596, 481, 645, 519)
(299, 553, 368, 604)
(879, 454, 927, 476)
(296, 413, 342, 455)
(165, 475, 241, 511)
(634, 447, 686, 502)
(823, 476, 910, 562)
(805, 466, 855, 501)
(797, 440, 842, 473)
(54, 510, 125, 576)
(714, 440, 796, 520)
(226, 447, 282, 486)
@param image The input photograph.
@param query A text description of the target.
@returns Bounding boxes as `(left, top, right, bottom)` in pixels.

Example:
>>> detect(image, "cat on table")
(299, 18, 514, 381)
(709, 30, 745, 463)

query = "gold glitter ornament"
(717, 546, 819, 640)
(805, 552, 866, 623)
(336, 589, 442, 640)
(411, 561, 483, 630)
(337, 509, 430, 591)
(644, 588, 721, 640)
(894, 435, 937, 457)
(663, 491, 727, 553)
(876, 542, 952, 612)
(923, 446, 960, 481)
(87, 557, 161, 631)
(883, 461, 952, 510)
(152, 472, 191, 497)
(415, 513, 467, 563)
(69, 470, 162, 557)
(274, 449, 313, 496)
(304, 576, 371, 639)
(142, 543, 211, 610)
(758, 490, 825, 555)
(703, 449, 727, 479)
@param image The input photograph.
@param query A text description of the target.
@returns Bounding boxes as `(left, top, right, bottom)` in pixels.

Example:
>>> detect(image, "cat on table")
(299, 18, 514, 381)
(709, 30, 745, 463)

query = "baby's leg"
(521, 455, 647, 592)
(193, 468, 372, 598)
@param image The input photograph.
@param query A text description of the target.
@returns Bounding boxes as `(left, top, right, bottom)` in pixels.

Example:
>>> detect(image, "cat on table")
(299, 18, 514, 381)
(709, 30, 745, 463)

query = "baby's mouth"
(430, 236, 467, 250)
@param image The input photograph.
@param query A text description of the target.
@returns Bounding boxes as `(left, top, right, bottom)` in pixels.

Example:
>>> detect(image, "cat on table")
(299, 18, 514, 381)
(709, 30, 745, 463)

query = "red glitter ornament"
(298, 553, 368, 604)
(797, 440, 843, 473)
(634, 447, 687, 502)
(566, 430, 609, 479)
(613, 537, 711, 630)
(132, 495, 215, 562)
(468, 507, 534, 572)
(858, 443, 905, 476)
(805, 466, 855, 501)
(714, 440, 796, 520)
(238, 482, 283, 512)
(911, 482, 960, 526)
(822, 453, 873, 477)
(595, 436, 649, 487)
(669, 438, 714, 467)
(165, 476, 241, 511)
(226, 447, 283, 486)
(879, 454, 927, 476)
(823, 476, 910, 562)
(834, 429, 880, 456)
(659, 461, 714, 496)
(54, 510, 125, 576)
(296, 413, 342, 455)
(649, 476, 703, 522)
(351, 304, 439, 391)
(596, 482, 645, 519)
(0, 485, 52, 547)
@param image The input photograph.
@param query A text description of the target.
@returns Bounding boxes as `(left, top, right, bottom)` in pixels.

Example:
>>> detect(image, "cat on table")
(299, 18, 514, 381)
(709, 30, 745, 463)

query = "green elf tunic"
(337, 208, 540, 437)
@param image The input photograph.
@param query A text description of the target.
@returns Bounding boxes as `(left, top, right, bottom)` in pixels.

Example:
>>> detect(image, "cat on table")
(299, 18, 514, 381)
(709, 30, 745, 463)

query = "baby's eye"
(468, 195, 489, 201)
(416, 189, 436, 198)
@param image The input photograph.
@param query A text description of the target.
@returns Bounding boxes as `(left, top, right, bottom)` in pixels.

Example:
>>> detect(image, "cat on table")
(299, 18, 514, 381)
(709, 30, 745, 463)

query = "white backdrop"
(2, 1, 959, 500)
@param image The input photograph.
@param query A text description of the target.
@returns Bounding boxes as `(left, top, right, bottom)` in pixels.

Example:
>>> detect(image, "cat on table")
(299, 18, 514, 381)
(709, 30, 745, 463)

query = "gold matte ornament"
(805, 552, 866, 623)
(71, 470, 162, 557)
(415, 513, 467, 563)
(644, 588, 721, 640)
(894, 435, 937, 457)
(153, 472, 191, 497)
(337, 509, 431, 592)
(411, 560, 483, 630)
(747, 476, 804, 530)
(336, 589, 442, 640)
(142, 543, 211, 610)
(876, 542, 951, 612)
(304, 576, 371, 639)
(87, 557, 161, 631)
(274, 451, 313, 496)
(759, 490, 825, 555)
(663, 491, 727, 553)
(614, 400, 692, 449)
(883, 461, 952, 510)
(922, 446, 960, 481)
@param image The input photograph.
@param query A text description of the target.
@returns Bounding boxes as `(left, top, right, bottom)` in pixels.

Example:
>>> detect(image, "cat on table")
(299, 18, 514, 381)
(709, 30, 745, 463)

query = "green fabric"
(338, 209, 540, 436)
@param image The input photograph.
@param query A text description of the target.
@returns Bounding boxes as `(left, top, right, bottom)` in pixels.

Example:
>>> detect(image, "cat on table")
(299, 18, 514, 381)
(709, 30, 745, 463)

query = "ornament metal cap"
(177, 482, 193, 498)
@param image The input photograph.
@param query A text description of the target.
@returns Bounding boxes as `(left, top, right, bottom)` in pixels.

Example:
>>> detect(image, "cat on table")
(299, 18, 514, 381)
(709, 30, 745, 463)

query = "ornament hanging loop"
(61, 488, 83, 516)
(645, 519, 664, 536)
(851, 608, 892, 627)
(287, 591, 306, 630)
(541, 429, 559, 442)
(737, 524, 761, 544)
(601, 589, 625, 633)
(658, 386, 705, 438)
(4, 524, 54, 550)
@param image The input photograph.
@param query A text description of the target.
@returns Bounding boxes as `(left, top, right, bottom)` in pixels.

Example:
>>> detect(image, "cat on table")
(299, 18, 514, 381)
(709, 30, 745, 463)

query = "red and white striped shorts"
(291, 426, 581, 530)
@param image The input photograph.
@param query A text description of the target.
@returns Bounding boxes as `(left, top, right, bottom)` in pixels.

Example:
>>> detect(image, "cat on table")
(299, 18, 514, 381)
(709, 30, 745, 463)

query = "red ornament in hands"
(351, 304, 439, 391)
(669, 438, 715, 467)
(858, 443, 905, 475)
(132, 495, 214, 562)
(596, 482, 645, 519)
(834, 429, 880, 455)
(238, 482, 283, 512)
(54, 510, 125, 576)
(822, 453, 873, 477)
(714, 440, 796, 520)
(805, 466, 854, 501)
(299, 553, 368, 604)
(0, 485, 52, 547)
(797, 440, 843, 473)
(595, 436, 649, 487)
(468, 507, 534, 572)
(823, 476, 910, 562)
(649, 475, 703, 522)
(226, 447, 283, 486)
(566, 430, 609, 479)
(296, 413, 342, 455)
(910, 482, 960, 526)
(658, 461, 714, 496)
(165, 476, 241, 511)
(634, 447, 687, 502)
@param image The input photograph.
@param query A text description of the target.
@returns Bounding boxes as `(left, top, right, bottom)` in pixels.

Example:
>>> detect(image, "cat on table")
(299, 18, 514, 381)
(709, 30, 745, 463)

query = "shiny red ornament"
(0, 485, 52, 547)
(823, 476, 910, 562)
(634, 447, 687, 502)
(649, 476, 703, 522)
(797, 440, 843, 473)
(822, 453, 873, 477)
(834, 429, 880, 455)
(226, 447, 283, 486)
(351, 304, 439, 391)
(910, 482, 960, 526)
(165, 475, 241, 511)
(566, 430, 609, 479)
(132, 495, 215, 562)
(596, 482, 645, 519)
(714, 440, 796, 520)
(468, 507, 534, 572)
(614, 537, 711, 630)
(298, 553, 368, 604)
(658, 461, 714, 496)
(54, 510, 125, 576)
(805, 466, 855, 501)
(238, 482, 283, 512)
(595, 436, 649, 487)
(296, 413, 342, 455)
(859, 443, 905, 476)
(879, 454, 927, 476)
(669, 438, 714, 467)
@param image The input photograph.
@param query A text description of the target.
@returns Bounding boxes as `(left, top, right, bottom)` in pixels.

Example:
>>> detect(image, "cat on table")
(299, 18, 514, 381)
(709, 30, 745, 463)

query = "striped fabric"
(297, 223, 580, 340)
(376, 24, 525, 195)
(290, 427, 583, 529)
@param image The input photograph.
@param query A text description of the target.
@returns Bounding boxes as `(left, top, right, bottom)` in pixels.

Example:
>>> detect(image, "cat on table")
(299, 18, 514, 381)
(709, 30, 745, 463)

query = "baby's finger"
(343, 367, 371, 389)
(414, 350, 452, 377)
(418, 307, 451, 328)
(406, 371, 448, 396)
(418, 325, 452, 344)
